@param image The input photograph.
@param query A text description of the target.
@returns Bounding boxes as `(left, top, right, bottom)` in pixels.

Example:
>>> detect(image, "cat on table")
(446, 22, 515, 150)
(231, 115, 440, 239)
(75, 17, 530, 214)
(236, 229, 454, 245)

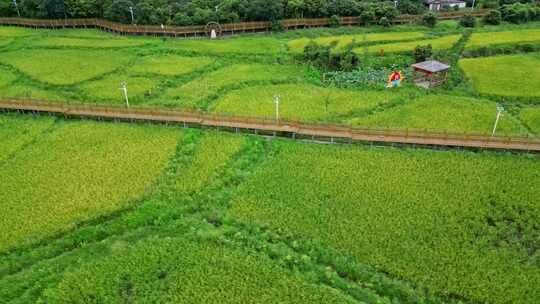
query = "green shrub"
(329, 15, 341, 27)
(422, 12, 438, 27)
(459, 14, 477, 27)
(271, 20, 285, 32)
(501, 3, 539, 24)
(303, 41, 359, 72)
(414, 44, 433, 62)
(378, 16, 391, 27)
(483, 10, 502, 25)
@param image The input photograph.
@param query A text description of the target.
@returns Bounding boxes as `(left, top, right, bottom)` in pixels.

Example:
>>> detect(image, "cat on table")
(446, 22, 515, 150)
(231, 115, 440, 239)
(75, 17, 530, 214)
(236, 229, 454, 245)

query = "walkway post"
(12, 0, 20, 17)
(491, 104, 504, 137)
(274, 94, 280, 122)
(120, 82, 130, 108)
(129, 7, 135, 24)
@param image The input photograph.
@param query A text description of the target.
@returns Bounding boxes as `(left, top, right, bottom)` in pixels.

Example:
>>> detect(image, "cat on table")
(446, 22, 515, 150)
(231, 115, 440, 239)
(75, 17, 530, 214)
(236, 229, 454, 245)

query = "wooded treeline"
(0, 0, 536, 26)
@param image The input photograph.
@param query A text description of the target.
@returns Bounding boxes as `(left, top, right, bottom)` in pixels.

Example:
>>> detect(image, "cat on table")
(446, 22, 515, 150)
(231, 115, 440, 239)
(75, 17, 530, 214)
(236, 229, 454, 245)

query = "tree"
(0, 0, 16, 16)
(303, 0, 328, 18)
(104, 0, 134, 23)
(500, 3, 538, 23)
(326, 0, 361, 17)
(397, 0, 424, 15)
(422, 12, 437, 27)
(459, 14, 476, 27)
(42, 0, 66, 18)
(414, 44, 432, 62)
(483, 9, 501, 25)
(64, 0, 105, 18)
(287, 0, 305, 18)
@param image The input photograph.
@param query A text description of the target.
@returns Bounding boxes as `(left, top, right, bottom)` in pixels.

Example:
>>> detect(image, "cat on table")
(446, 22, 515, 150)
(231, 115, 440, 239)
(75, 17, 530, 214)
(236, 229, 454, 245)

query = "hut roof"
(411, 60, 450, 73)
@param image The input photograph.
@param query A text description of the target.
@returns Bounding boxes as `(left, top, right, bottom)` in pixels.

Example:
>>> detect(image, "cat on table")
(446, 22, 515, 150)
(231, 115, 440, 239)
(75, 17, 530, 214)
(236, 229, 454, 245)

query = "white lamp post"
(120, 81, 130, 108)
(129, 6, 135, 24)
(12, 0, 20, 17)
(491, 104, 504, 136)
(274, 94, 280, 122)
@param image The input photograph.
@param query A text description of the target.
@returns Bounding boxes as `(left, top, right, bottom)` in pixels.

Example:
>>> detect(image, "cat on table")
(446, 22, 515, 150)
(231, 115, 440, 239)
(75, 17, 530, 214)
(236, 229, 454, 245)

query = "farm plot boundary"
(1, 98, 538, 152)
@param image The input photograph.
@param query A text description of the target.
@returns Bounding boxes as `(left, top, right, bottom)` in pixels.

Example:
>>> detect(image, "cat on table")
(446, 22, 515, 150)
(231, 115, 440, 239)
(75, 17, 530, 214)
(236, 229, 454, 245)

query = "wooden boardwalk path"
(0, 10, 489, 38)
(1, 98, 539, 152)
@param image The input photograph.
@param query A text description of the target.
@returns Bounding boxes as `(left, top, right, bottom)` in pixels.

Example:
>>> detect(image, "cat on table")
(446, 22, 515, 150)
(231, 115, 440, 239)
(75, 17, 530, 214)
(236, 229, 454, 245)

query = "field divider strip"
(1, 97, 539, 152)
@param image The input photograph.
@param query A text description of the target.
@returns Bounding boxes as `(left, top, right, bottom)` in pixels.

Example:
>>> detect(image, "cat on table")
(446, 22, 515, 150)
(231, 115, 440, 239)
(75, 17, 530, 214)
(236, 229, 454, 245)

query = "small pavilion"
(411, 60, 450, 89)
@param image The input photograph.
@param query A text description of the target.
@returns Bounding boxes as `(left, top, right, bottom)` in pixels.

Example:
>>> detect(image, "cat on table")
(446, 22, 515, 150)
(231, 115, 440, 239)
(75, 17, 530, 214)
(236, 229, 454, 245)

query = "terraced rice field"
(161, 63, 306, 109)
(0, 21, 539, 304)
(363, 34, 461, 53)
(459, 53, 540, 97)
(466, 28, 540, 49)
(287, 31, 425, 52)
(0, 119, 180, 250)
(229, 141, 540, 304)
(212, 83, 396, 121)
(349, 95, 527, 134)
(521, 106, 540, 133)
(0, 49, 133, 85)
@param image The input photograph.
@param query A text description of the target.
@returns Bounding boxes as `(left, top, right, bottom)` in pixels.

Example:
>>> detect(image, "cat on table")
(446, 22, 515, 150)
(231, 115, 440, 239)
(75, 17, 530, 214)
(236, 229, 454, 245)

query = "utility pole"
(120, 82, 130, 108)
(12, 0, 20, 17)
(129, 6, 135, 24)
(274, 94, 280, 122)
(491, 104, 504, 136)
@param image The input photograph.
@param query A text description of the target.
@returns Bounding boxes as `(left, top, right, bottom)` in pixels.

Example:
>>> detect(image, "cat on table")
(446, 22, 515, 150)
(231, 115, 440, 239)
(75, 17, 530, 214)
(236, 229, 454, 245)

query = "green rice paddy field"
(0, 18, 539, 304)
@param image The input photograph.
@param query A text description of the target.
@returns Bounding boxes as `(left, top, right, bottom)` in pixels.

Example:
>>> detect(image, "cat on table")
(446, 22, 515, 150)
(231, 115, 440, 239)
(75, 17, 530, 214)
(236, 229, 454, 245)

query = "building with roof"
(424, 0, 467, 11)
(411, 60, 451, 88)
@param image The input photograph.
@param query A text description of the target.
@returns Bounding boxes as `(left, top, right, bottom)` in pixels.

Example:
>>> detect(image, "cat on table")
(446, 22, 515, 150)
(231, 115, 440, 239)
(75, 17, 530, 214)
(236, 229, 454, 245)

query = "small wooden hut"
(411, 60, 450, 89)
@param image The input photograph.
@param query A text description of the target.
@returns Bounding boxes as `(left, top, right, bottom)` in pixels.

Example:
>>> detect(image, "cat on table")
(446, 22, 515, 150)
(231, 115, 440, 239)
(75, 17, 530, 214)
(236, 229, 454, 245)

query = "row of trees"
(1, 0, 538, 26)
(0, 0, 423, 25)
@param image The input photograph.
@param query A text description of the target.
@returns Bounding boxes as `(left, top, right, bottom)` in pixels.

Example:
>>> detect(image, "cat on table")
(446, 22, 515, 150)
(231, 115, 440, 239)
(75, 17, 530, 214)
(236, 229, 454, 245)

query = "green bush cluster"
(303, 40, 359, 71)
(1, 0, 412, 27)
(500, 2, 540, 23)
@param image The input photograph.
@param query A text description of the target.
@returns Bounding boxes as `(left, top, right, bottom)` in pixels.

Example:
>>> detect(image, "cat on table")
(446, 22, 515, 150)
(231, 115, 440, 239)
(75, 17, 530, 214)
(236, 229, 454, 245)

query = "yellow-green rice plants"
(212, 83, 395, 122)
(0, 119, 180, 251)
(459, 53, 540, 97)
(230, 142, 540, 304)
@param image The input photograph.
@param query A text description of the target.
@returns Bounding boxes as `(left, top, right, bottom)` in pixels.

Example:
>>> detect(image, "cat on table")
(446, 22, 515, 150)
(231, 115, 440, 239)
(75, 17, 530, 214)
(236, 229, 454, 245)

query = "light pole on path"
(274, 94, 280, 122)
(129, 6, 135, 24)
(491, 104, 504, 136)
(12, 0, 20, 17)
(120, 81, 130, 108)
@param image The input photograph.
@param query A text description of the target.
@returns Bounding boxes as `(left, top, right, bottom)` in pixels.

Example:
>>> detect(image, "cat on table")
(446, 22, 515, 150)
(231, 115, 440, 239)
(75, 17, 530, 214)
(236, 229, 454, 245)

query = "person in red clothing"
(387, 71, 402, 88)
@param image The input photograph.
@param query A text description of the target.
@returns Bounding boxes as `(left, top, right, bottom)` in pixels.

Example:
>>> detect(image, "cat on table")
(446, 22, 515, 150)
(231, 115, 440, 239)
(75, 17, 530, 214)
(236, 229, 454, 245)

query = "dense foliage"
(0, 0, 413, 25)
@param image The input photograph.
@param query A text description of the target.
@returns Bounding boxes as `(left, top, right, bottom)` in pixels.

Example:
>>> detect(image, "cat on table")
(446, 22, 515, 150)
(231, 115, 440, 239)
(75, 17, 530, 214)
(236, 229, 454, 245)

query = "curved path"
(1, 98, 539, 152)
(0, 10, 489, 38)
